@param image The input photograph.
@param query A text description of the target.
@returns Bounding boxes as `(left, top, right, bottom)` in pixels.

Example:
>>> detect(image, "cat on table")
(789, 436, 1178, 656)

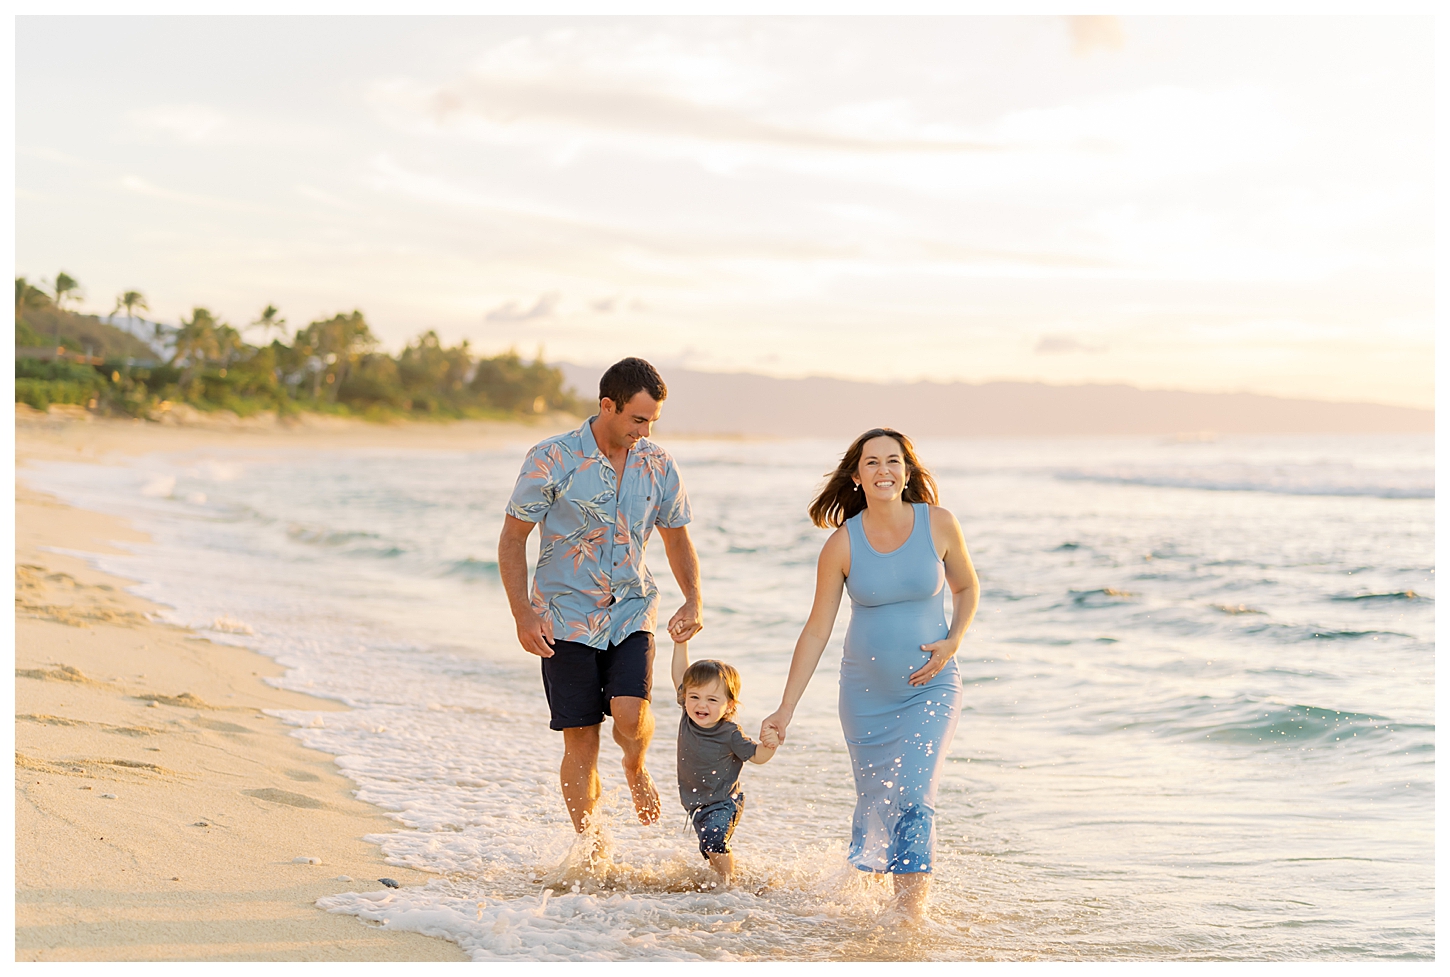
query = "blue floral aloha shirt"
(505, 416, 692, 650)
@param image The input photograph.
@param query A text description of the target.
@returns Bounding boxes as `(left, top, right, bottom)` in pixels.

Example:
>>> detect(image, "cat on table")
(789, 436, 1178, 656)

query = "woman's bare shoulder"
(927, 505, 964, 555)
(819, 524, 851, 572)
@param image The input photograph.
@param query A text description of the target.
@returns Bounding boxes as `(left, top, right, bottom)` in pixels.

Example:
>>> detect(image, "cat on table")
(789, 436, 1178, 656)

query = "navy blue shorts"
(540, 630, 654, 731)
(691, 794, 744, 857)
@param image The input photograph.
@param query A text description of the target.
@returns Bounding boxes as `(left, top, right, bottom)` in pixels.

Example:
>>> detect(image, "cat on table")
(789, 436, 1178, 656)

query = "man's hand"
(498, 515, 555, 657)
(516, 610, 556, 658)
(666, 598, 703, 642)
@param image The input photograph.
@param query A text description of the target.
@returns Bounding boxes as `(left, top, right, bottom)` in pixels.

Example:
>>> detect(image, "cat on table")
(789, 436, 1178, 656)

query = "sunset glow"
(15, 15, 1433, 408)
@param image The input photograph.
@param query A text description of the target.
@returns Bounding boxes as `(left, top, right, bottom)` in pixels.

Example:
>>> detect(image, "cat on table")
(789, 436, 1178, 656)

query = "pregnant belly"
(842, 599, 948, 688)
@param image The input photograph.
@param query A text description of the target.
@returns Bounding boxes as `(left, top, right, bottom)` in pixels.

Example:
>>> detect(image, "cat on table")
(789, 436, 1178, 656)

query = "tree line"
(15, 273, 585, 420)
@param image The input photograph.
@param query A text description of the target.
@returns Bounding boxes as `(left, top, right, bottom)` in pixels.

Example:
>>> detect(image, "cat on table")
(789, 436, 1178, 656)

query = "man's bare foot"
(577, 828, 608, 871)
(623, 764, 660, 824)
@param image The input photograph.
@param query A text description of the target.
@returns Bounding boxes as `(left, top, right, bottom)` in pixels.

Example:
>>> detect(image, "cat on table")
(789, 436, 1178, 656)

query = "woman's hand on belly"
(908, 637, 960, 687)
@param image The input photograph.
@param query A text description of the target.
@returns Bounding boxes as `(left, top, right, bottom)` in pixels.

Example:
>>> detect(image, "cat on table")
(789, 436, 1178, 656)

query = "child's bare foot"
(704, 850, 735, 888)
(623, 764, 660, 824)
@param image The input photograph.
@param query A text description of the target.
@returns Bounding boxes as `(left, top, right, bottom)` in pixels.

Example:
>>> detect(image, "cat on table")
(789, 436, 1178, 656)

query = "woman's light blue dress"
(840, 502, 962, 874)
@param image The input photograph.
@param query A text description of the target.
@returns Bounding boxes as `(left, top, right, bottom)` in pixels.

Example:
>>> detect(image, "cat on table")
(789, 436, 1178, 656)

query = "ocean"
(22, 430, 1434, 961)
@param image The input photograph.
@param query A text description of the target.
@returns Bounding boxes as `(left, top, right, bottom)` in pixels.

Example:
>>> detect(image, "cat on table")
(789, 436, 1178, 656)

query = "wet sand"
(13, 407, 570, 960)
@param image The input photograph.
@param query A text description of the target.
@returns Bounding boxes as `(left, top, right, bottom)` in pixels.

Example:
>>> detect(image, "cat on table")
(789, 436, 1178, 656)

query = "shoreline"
(13, 401, 585, 454)
(14, 417, 479, 961)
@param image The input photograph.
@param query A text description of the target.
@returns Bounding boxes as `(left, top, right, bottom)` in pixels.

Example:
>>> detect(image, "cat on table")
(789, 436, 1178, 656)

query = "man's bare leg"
(609, 695, 660, 824)
(560, 725, 602, 834)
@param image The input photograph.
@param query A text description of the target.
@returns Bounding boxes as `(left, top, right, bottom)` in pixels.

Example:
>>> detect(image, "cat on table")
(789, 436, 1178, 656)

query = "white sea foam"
(208, 615, 254, 635)
(140, 474, 175, 497)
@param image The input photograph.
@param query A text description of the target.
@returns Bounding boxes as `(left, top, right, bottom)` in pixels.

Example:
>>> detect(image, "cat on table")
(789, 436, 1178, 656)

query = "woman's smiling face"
(854, 435, 908, 502)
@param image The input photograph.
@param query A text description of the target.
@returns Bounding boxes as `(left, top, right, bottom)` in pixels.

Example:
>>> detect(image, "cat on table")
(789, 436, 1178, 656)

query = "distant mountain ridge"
(557, 363, 1432, 437)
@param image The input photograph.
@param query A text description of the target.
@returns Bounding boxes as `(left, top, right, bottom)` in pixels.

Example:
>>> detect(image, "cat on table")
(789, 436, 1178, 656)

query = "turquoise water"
(24, 432, 1434, 960)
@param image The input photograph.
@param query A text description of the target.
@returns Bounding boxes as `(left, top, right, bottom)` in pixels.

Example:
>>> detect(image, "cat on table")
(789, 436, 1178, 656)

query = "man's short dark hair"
(599, 357, 667, 410)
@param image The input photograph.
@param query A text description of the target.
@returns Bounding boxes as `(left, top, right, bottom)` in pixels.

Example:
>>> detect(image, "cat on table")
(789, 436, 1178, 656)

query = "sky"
(14, 15, 1434, 408)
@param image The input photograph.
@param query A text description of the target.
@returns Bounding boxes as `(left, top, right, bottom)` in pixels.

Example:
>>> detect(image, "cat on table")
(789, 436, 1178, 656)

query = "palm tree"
(14, 277, 49, 322)
(51, 271, 80, 310)
(215, 323, 248, 368)
(170, 307, 223, 385)
(151, 321, 176, 358)
(295, 310, 376, 400)
(112, 290, 150, 326)
(250, 304, 287, 340)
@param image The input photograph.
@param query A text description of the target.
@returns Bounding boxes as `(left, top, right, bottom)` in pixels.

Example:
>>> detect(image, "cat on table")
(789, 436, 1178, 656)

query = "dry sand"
(13, 407, 573, 961)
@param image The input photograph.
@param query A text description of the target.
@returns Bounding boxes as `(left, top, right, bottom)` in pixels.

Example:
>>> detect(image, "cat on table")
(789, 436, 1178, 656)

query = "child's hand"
(760, 727, 780, 749)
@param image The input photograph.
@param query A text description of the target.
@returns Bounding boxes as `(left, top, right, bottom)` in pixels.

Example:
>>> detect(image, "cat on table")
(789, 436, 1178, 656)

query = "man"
(498, 357, 703, 834)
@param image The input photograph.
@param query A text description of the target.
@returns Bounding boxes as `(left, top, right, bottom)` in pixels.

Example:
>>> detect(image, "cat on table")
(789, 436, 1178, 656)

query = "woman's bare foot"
(623, 764, 660, 824)
(891, 871, 930, 920)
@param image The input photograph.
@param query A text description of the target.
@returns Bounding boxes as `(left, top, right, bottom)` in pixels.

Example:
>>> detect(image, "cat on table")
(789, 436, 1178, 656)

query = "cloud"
(19, 145, 103, 169)
(128, 104, 229, 143)
(917, 241, 1112, 271)
(364, 156, 861, 266)
(1035, 334, 1108, 355)
(125, 102, 329, 148)
(119, 175, 262, 214)
(423, 76, 1001, 155)
(294, 184, 360, 211)
(485, 292, 560, 323)
(1067, 17, 1124, 58)
(590, 297, 617, 314)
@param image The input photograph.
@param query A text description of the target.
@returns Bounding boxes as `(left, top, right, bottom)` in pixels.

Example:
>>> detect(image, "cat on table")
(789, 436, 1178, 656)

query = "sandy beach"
(14, 407, 571, 961)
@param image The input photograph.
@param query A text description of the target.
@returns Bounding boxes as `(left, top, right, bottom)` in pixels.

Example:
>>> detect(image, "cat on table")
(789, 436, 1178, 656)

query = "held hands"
(667, 598, 703, 642)
(516, 611, 556, 658)
(908, 638, 959, 686)
(759, 708, 792, 748)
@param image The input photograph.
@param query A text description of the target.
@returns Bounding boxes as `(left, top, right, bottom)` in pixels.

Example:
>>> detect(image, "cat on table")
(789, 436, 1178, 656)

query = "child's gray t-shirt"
(676, 711, 758, 812)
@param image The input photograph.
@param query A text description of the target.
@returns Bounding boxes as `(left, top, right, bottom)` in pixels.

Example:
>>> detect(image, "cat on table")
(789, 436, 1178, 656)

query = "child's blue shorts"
(690, 793, 744, 858)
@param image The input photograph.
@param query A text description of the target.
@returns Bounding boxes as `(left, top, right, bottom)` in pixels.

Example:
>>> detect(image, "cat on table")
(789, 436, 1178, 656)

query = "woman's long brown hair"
(808, 427, 939, 529)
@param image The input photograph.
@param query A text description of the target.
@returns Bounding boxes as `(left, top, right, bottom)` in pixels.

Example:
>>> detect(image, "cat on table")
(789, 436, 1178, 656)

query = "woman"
(761, 428, 979, 917)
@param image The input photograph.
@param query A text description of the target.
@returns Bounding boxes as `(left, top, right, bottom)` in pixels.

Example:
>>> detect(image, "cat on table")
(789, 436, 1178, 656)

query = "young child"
(672, 639, 778, 886)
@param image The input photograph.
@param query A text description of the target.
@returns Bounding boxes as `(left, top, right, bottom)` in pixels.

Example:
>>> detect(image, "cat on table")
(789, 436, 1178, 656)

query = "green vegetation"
(14, 274, 586, 421)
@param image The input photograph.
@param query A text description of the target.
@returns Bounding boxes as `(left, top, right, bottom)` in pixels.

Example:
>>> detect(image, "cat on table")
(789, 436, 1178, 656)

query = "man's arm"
(657, 524, 703, 641)
(498, 514, 555, 657)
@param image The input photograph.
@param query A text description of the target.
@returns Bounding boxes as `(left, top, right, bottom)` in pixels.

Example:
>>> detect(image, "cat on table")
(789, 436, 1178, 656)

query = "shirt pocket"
(618, 486, 658, 544)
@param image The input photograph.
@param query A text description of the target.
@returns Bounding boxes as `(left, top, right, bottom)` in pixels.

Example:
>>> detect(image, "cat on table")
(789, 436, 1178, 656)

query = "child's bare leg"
(705, 851, 735, 885)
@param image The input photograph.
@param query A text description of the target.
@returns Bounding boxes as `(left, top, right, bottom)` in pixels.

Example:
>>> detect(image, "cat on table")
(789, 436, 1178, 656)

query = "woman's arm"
(760, 529, 849, 744)
(909, 506, 980, 686)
